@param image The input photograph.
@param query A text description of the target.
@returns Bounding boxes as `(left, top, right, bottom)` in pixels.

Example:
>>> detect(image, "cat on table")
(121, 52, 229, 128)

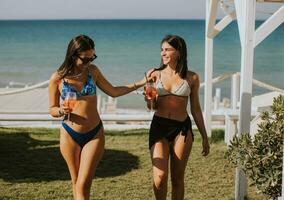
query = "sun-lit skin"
(154, 42, 189, 121)
(48, 35, 149, 200)
(161, 42, 179, 67)
(144, 36, 210, 200)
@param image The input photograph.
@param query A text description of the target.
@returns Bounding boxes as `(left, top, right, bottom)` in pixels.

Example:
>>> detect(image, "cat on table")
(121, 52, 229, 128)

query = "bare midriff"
(155, 95, 189, 121)
(64, 95, 101, 133)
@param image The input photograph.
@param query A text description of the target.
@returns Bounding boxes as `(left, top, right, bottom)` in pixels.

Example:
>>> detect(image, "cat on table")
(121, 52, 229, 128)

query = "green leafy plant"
(210, 129, 225, 143)
(225, 95, 284, 199)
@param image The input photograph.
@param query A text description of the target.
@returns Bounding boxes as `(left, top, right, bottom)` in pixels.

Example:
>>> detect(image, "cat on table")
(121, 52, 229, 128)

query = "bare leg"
(170, 132, 193, 200)
(75, 128, 105, 200)
(150, 139, 170, 200)
(60, 128, 81, 199)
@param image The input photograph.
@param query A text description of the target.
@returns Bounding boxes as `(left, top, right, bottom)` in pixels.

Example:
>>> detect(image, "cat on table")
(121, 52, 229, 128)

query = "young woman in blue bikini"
(48, 34, 147, 200)
(145, 35, 210, 200)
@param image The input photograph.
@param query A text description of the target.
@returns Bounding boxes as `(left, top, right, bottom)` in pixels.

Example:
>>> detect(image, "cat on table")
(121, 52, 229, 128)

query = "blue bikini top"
(156, 71, 191, 97)
(61, 72, 97, 100)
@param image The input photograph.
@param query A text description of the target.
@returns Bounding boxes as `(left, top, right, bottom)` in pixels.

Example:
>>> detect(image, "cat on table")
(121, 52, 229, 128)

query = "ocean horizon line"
(0, 18, 205, 21)
(0, 18, 267, 22)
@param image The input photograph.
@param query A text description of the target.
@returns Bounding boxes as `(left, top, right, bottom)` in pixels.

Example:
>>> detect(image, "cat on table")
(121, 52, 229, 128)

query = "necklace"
(67, 71, 84, 78)
(67, 66, 89, 79)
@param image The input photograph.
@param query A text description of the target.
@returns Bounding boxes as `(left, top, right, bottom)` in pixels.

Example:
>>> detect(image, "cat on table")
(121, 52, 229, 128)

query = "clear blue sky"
(0, 0, 281, 20)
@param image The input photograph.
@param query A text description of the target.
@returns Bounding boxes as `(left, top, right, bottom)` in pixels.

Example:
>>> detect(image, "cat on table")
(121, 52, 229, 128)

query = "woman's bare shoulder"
(187, 70, 198, 76)
(88, 64, 100, 77)
(187, 70, 199, 80)
(88, 64, 99, 72)
(186, 70, 200, 87)
(49, 71, 61, 84)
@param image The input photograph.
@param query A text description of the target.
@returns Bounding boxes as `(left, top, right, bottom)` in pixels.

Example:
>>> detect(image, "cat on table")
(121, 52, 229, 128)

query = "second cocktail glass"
(63, 91, 77, 121)
(145, 82, 157, 112)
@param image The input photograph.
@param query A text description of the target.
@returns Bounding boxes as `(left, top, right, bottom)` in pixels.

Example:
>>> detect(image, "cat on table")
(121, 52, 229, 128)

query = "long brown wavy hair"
(153, 35, 188, 79)
(57, 34, 95, 79)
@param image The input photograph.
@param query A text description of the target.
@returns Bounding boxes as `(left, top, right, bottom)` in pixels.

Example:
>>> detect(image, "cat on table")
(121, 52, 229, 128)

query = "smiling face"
(158, 35, 188, 79)
(160, 42, 179, 66)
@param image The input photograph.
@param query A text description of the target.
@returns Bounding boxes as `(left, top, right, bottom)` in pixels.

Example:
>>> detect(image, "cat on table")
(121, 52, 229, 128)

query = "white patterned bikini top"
(156, 71, 191, 97)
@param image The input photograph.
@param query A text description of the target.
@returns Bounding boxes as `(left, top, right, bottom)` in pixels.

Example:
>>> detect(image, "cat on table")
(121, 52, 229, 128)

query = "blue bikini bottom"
(62, 120, 103, 148)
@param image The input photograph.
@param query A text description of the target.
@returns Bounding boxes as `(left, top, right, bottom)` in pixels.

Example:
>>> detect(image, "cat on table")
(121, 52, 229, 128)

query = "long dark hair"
(154, 35, 188, 79)
(57, 34, 95, 79)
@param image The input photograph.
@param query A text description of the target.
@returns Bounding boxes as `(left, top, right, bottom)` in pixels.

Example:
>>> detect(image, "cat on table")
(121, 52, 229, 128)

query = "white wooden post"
(205, 0, 237, 137)
(231, 73, 240, 110)
(204, 0, 215, 137)
(234, 0, 256, 199)
(214, 88, 221, 110)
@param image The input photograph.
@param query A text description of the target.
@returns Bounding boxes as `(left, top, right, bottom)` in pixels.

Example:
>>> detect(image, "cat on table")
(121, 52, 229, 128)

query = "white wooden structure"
(205, 0, 284, 199)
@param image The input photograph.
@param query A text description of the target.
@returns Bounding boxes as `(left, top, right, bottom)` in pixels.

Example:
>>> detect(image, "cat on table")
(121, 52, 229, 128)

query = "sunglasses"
(77, 54, 97, 64)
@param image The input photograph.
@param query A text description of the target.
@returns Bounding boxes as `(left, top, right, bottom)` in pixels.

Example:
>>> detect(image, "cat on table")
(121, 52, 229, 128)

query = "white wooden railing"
(0, 72, 283, 129)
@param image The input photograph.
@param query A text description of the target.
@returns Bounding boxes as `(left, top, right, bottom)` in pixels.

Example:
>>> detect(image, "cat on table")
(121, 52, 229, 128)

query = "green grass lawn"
(0, 127, 266, 200)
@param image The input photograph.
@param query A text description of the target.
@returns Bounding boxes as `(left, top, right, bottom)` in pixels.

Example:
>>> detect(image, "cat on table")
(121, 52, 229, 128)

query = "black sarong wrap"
(149, 115, 193, 149)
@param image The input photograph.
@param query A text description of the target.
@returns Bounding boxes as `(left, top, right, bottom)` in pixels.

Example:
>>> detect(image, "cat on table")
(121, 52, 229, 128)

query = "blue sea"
(0, 20, 283, 109)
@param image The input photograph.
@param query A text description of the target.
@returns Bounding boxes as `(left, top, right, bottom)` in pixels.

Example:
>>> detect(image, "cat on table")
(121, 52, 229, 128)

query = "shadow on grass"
(0, 130, 139, 183)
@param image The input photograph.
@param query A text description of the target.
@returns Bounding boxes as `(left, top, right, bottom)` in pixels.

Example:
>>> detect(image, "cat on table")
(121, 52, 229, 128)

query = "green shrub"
(225, 95, 284, 199)
(210, 129, 225, 143)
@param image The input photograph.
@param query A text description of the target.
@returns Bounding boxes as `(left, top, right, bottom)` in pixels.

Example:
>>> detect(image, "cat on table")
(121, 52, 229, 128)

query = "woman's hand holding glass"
(62, 92, 77, 121)
(144, 81, 157, 112)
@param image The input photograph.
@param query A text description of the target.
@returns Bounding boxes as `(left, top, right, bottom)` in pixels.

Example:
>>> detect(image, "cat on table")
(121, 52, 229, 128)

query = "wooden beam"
(211, 10, 237, 38)
(206, 0, 219, 38)
(254, 5, 284, 47)
(257, 0, 284, 3)
(235, 0, 245, 47)
(207, 0, 236, 39)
